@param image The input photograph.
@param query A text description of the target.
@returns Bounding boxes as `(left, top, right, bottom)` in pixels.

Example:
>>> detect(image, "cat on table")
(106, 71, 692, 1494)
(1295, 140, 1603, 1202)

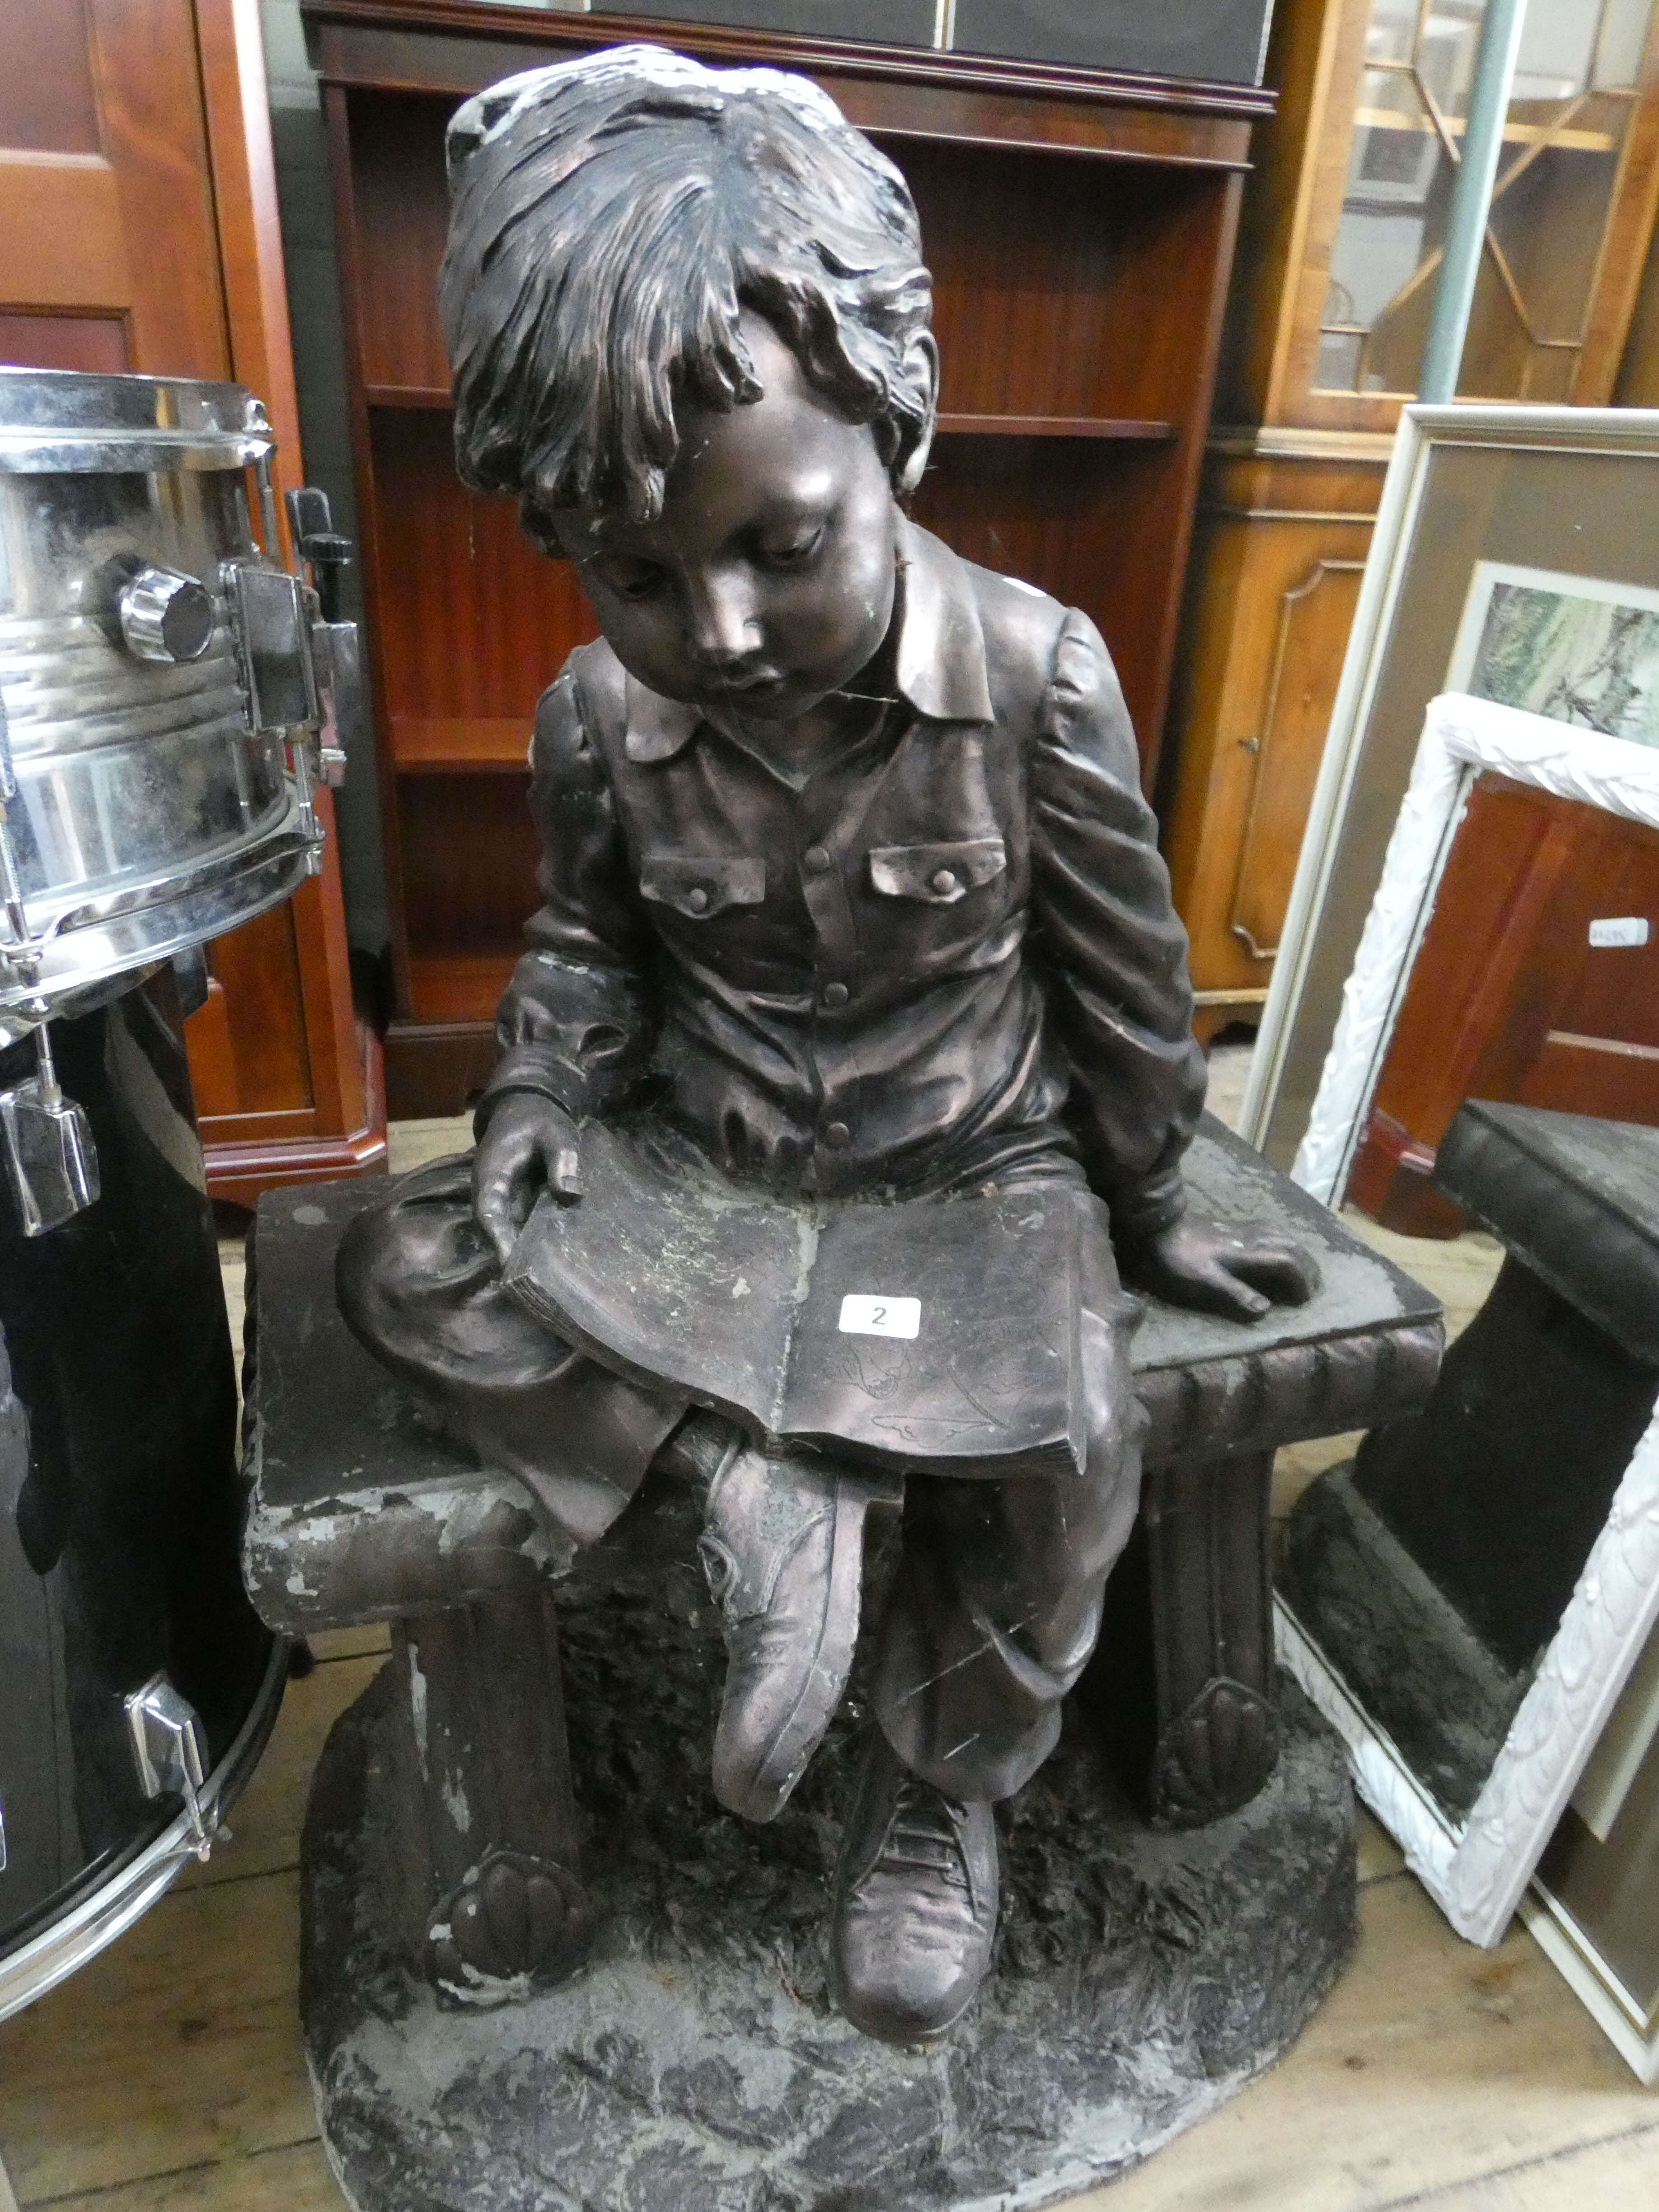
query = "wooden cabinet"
(1166, 0, 1659, 1042)
(307, 0, 1270, 1115)
(0, 0, 387, 1199)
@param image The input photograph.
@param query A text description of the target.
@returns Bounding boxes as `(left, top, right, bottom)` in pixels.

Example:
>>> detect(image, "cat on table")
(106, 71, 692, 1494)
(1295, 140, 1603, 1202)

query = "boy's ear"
(893, 331, 939, 496)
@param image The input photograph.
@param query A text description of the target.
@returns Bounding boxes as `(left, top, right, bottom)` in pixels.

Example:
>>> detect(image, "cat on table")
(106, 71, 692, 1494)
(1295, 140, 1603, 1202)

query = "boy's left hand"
(1118, 1212, 1321, 1323)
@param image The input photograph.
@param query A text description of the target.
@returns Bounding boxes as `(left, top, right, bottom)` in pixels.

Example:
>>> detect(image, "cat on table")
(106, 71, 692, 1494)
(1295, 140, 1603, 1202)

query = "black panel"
(0, 976, 270, 1952)
(605, 0, 937, 45)
(951, 0, 1275, 85)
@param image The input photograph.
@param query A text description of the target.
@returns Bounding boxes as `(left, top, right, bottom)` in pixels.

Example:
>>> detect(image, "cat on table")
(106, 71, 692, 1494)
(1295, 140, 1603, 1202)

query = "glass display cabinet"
(1165, 0, 1659, 1040)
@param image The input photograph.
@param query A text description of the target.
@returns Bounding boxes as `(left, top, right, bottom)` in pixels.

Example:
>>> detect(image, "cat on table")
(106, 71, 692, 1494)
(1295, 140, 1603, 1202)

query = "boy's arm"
(470, 668, 654, 1261)
(1029, 607, 1206, 1242)
(1030, 609, 1318, 1319)
(476, 665, 655, 1138)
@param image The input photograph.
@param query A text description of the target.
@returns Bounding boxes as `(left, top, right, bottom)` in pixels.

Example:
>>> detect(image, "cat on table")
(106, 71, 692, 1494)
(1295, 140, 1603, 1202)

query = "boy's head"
(441, 48, 939, 722)
(441, 47, 935, 534)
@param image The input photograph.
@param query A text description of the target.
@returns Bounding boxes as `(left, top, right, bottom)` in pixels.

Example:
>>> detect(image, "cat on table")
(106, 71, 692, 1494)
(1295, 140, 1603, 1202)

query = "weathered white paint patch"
(407, 1647, 430, 1782)
(440, 1774, 471, 1834)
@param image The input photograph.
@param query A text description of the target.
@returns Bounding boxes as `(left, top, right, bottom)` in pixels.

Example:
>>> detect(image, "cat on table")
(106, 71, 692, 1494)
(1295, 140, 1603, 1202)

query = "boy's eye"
(759, 525, 824, 570)
(597, 557, 666, 601)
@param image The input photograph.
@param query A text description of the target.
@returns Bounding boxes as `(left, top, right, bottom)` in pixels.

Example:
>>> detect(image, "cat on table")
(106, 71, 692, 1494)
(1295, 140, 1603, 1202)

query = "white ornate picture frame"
(1290, 690, 1659, 1205)
(1275, 689, 1659, 1945)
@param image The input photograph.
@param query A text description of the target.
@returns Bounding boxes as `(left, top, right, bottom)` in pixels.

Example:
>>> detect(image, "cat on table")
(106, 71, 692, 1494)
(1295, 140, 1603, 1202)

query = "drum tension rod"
(0, 693, 43, 981)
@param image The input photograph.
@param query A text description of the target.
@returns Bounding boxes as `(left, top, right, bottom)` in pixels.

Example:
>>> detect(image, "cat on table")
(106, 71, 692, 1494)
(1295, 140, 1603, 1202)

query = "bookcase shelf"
(366, 385, 1180, 442)
(391, 717, 531, 773)
(312, 0, 1268, 1113)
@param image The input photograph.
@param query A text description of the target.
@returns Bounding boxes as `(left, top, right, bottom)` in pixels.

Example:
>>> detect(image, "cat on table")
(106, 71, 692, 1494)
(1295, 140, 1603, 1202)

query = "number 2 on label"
(839, 1293, 921, 1340)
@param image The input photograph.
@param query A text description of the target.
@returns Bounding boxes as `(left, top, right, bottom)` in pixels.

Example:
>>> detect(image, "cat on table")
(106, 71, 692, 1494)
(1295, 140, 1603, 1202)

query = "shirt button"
(822, 981, 849, 1009)
(931, 868, 958, 896)
(685, 886, 710, 913)
(803, 845, 832, 874)
(824, 1121, 851, 1148)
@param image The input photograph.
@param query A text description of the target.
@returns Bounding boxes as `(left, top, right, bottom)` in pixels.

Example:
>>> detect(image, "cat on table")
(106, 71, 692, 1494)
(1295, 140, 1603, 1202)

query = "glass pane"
(1313, 0, 1654, 401)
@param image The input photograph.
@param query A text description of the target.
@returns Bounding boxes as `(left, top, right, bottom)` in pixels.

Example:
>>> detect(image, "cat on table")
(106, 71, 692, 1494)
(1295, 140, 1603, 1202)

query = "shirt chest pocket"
(867, 838, 1007, 905)
(639, 851, 766, 920)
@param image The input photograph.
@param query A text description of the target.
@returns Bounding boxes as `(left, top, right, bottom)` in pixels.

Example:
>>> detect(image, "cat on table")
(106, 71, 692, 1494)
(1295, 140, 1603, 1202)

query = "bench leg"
(1085, 1448, 1281, 1827)
(391, 1587, 592, 2005)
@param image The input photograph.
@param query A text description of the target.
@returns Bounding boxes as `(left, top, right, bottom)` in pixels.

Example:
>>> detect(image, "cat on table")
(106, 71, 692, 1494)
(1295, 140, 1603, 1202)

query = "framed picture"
(1241, 403, 1659, 1177)
(1448, 560, 1659, 745)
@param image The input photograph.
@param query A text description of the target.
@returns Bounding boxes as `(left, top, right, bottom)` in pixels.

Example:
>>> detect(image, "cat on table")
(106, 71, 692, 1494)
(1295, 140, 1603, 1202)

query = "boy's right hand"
(472, 1092, 584, 1268)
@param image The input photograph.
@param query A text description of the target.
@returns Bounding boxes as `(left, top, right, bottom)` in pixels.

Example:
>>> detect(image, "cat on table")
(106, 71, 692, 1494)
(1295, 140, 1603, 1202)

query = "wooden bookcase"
(306, 0, 1272, 1114)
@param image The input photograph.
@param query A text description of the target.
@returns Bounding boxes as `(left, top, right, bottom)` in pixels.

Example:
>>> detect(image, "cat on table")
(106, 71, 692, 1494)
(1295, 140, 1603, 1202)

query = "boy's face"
(553, 316, 906, 724)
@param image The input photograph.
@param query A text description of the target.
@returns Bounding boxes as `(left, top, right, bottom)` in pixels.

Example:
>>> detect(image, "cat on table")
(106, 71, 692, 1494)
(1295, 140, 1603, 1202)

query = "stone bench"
(242, 1114, 1440, 1999)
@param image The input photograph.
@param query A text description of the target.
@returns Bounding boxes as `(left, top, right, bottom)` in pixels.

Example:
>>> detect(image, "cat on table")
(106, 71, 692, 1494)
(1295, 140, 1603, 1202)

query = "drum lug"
(125, 1673, 221, 1863)
(286, 489, 362, 794)
(0, 1025, 99, 1237)
(224, 561, 319, 736)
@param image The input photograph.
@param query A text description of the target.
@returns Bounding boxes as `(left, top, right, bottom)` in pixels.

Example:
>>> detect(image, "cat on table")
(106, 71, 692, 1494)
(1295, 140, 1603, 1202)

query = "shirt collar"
(623, 517, 993, 764)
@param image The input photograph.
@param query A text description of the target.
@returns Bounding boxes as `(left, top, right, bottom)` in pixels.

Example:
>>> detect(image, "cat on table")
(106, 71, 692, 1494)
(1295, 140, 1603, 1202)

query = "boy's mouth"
(718, 667, 787, 693)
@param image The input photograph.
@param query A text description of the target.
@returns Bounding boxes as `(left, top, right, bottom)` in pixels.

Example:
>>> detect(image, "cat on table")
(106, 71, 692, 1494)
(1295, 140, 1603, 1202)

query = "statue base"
(301, 1567, 1356, 2212)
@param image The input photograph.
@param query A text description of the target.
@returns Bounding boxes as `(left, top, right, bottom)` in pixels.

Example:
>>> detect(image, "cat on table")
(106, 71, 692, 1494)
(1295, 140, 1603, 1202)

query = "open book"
(504, 1117, 1088, 1479)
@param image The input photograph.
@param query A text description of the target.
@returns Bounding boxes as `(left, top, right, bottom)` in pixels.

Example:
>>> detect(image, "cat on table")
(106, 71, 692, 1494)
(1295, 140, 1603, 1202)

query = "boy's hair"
(440, 46, 933, 542)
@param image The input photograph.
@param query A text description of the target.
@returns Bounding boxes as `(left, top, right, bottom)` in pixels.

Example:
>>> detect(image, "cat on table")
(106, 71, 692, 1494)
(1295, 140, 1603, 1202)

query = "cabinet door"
(1273, 0, 1659, 431)
(0, 0, 380, 1197)
(1165, 445, 1381, 1039)
(1347, 776, 1659, 1234)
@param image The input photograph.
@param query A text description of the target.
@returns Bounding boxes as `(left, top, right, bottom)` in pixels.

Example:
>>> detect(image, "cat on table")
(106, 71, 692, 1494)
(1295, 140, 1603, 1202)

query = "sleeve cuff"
(473, 1046, 602, 1141)
(1100, 1167, 1187, 1247)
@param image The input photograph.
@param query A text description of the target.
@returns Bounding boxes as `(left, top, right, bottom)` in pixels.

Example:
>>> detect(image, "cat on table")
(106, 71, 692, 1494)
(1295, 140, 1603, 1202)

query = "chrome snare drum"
(0, 367, 347, 1022)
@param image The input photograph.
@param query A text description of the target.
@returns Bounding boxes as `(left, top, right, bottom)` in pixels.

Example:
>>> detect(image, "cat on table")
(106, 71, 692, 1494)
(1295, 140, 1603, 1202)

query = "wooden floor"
(1, 1102, 1655, 2210)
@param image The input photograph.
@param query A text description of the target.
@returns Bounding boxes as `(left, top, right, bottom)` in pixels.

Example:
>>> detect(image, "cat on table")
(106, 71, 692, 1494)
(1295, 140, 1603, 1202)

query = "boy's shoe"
(697, 1437, 896, 1823)
(830, 1732, 999, 2045)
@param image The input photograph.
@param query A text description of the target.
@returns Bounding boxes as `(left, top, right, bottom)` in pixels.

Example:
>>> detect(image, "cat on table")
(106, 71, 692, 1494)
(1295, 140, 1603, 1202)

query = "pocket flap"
(867, 838, 1006, 904)
(639, 851, 766, 919)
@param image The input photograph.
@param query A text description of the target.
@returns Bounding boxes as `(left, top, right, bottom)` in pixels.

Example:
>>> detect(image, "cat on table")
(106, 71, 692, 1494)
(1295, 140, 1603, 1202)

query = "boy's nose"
(684, 570, 763, 667)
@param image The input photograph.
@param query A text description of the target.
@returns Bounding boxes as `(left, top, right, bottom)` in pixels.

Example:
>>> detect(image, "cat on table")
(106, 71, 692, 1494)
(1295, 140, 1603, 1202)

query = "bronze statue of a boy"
(341, 46, 1313, 2049)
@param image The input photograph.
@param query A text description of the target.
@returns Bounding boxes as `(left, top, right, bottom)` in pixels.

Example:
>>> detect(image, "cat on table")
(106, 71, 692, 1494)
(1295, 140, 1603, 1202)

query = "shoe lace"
(876, 1774, 973, 1893)
(697, 1532, 738, 1606)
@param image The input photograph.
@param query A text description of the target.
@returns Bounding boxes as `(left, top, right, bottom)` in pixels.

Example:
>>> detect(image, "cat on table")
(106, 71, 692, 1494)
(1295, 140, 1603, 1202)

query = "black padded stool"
(1280, 1100, 1659, 1825)
(243, 1115, 1440, 2001)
